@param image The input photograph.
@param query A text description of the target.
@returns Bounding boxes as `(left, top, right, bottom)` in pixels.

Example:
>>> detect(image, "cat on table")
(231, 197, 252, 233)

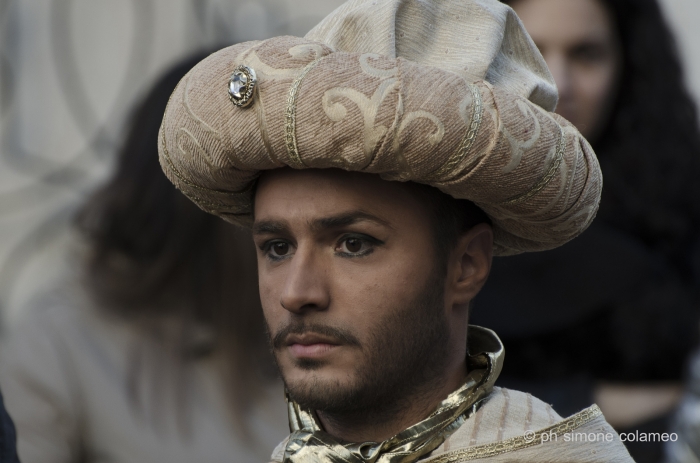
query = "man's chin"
(280, 362, 346, 387)
(276, 360, 358, 407)
(284, 374, 363, 413)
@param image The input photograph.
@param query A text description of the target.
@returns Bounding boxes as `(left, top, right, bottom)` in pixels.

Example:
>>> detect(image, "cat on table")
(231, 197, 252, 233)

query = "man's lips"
(285, 333, 342, 358)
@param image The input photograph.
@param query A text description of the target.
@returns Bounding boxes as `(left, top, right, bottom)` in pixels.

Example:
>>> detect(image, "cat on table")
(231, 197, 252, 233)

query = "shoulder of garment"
(424, 387, 635, 462)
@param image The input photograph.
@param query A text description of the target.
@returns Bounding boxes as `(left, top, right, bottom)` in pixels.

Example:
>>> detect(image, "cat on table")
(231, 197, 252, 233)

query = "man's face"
(253, 168, 452, 414)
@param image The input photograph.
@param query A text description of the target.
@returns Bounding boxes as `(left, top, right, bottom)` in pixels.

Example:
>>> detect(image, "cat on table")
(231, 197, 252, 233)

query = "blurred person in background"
(473, 0, 700, 461)
(0, 390, 19, 463)
(668, 352, 700, 462)
(0, 53, 288, 463)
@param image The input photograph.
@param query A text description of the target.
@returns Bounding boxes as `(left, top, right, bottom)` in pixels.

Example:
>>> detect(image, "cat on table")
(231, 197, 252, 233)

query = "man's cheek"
(260, 296, 283, 336)
(258, 271, 279, 304)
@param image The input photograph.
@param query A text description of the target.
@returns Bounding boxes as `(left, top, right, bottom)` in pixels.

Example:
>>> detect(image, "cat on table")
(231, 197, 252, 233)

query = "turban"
(158, 0, 602, 255)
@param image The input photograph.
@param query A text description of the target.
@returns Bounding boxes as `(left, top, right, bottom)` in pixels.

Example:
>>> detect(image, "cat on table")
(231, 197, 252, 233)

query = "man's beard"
(267, 272, 451, 418)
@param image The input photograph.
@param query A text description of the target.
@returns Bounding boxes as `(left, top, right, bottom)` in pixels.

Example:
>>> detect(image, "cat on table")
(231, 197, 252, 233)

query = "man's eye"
(336, 236, 377, 256)
(343, 238, 364, 253)
(262, 240, 293, 260)
(271, 242, 291, 256)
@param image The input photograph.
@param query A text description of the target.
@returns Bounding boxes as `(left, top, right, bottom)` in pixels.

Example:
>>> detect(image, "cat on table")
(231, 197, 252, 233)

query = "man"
(157, 0, 635, 460)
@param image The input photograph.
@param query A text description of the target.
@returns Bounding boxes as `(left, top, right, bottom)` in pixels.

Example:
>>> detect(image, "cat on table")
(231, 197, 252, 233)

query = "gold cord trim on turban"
(424, 405, 603, 462)
(427, 83, 483, 181)
(285, 58, 324, 168)
(500, 124, 566, 206)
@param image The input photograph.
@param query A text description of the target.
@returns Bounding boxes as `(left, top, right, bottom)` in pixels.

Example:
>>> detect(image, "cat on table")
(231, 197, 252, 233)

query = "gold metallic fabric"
(282, 326, 504, 463)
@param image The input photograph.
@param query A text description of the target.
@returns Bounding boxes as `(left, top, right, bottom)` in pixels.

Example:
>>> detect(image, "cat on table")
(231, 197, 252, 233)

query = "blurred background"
(1, 1, 700, 463)
(2, 0, 700, 326)
(0, 0, 350, 325)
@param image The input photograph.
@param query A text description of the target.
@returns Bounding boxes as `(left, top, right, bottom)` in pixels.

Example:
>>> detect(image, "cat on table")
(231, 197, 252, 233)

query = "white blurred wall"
(660, 0, 700, 102)
(0, 0, 699, 327)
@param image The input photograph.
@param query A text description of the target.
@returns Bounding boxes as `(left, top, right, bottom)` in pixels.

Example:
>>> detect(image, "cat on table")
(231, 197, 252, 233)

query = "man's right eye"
(263, 240, 293, 260)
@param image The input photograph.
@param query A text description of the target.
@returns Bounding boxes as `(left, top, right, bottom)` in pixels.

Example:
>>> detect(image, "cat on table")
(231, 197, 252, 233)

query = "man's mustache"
(271, 321, 362, 350)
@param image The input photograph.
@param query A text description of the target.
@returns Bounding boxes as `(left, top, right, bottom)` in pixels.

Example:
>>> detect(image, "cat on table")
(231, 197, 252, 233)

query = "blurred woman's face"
(511, 0, 622, 142)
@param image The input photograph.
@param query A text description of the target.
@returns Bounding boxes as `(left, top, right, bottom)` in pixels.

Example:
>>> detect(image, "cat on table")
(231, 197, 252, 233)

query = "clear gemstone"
(229, 72, 248, 99)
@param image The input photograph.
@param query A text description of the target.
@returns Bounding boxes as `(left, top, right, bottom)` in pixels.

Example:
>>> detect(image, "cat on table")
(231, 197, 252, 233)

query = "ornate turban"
(158, 0, 602, 255)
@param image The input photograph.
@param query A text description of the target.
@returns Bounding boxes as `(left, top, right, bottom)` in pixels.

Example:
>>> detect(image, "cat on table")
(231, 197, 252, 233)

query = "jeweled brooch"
(228, 65, 257, 107)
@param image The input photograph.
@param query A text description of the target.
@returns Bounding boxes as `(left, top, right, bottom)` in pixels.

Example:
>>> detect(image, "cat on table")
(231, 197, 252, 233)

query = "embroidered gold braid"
(427, 83, 483, 181)
(425, 405, 603, 462)
(500, 124, 566, 206)
(285, 58, 323, 168)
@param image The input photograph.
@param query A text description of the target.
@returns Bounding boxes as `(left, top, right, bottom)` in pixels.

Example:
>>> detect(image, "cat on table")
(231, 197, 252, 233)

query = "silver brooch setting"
(228, 65, 257, 107)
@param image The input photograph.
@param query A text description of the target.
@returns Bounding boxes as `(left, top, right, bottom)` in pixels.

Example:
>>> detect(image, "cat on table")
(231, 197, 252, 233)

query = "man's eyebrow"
(252, 220, 289, 235)
(311, 211, 394, 231)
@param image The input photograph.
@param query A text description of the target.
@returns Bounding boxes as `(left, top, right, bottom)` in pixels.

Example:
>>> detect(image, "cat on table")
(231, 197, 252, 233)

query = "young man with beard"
(157, 0, 635, 461)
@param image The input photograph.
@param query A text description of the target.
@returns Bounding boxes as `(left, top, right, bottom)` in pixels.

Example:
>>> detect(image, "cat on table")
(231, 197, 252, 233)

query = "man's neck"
(315, 362, 468, 443)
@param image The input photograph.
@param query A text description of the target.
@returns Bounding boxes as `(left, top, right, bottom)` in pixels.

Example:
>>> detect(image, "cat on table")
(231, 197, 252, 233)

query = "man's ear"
(446, 223, 493, 307)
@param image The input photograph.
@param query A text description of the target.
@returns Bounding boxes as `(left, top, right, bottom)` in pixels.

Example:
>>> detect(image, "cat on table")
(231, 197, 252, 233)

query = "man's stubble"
(267, 269, 452, 422)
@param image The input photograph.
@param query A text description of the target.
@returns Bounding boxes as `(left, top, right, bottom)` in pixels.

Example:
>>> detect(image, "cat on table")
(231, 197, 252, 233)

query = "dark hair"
(76, 54, 273, 432)
(403, 182, 491, 271)
(593, 0, 700, 278)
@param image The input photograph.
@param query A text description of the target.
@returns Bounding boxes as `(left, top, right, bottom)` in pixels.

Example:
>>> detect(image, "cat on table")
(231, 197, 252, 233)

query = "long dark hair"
(76, 53, 273, 430)
(584, 0, 700, 380)
(496, 0, 700, 381)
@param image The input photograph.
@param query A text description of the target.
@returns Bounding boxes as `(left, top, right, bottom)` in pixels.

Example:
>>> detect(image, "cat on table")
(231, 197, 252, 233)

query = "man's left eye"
(336, 237, 371, 255)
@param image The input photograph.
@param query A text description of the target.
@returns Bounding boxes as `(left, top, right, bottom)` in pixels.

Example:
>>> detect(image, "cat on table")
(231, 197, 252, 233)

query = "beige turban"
(158, 0, 602, 255)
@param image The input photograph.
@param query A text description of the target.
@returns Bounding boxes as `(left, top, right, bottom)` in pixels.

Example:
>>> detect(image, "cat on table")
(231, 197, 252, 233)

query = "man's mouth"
(285, 333, 341, 358)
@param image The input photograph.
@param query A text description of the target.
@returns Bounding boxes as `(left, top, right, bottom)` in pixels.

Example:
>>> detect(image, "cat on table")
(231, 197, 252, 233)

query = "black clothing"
(473, 222, 698, 386)
(0, 390, 20, 463)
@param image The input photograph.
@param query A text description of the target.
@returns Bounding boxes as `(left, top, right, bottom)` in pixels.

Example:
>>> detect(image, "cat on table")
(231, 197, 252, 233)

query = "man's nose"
(279, 246, 330, 314)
